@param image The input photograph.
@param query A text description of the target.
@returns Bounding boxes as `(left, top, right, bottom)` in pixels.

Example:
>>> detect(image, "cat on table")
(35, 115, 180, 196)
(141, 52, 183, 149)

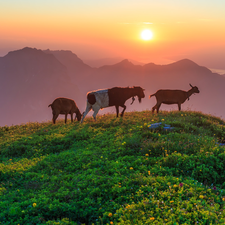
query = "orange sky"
(1, 0, 225, 70)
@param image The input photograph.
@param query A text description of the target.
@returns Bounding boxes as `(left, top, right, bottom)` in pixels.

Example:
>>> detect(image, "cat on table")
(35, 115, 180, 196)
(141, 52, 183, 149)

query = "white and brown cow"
(81, 86, 145, 123)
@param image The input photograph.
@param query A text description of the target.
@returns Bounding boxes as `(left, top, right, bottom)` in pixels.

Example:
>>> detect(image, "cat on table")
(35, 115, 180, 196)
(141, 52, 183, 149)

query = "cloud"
(120, 22, 153, 25)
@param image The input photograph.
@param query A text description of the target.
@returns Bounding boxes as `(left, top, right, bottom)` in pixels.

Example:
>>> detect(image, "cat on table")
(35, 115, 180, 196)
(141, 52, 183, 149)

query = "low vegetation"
(1, 110, 225, 224)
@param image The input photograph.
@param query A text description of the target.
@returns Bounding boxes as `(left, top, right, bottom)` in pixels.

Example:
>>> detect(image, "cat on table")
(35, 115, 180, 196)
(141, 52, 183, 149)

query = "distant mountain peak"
(171, 58, 199, 67)
(115, 59, 134, 67)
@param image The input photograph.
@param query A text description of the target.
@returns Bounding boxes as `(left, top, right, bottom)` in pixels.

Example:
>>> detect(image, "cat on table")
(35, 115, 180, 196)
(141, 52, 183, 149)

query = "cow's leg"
(178, 103, 181, 111)
(115, 105, 119, 117)
(71, 113, 73, 122)
(152, 102, 160, 114)
(80, 103, 92, 123)
(65, 113, 68, 124)
(92, 105, 101, 121)
(152, 105, 157, 114)
(156, 103, 161, 113)
(120, 104, 127, 117)
(52, 112, 59, 124)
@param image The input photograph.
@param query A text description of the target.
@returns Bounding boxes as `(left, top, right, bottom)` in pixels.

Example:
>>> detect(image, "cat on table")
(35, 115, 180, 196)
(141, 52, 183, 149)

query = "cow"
(150, 84, 200, 113)
(48, 97, 82, 124)
(80, 86, 145, 123)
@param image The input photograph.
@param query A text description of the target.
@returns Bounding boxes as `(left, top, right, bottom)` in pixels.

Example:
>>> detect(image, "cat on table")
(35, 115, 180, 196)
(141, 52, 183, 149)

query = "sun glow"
(141, 29, 153, 41)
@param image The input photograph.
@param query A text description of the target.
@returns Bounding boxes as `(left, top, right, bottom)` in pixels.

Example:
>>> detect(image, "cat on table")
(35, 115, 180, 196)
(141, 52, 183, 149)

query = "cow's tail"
(149, 94, 155, 99)
(48, 104, 52, 107)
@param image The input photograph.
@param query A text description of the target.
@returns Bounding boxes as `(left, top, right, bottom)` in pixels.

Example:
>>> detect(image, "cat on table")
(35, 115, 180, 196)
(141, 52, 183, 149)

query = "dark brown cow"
(48, 97, 82, 124)
(81, 86, 145, 123)
(150, 84, 200, 113)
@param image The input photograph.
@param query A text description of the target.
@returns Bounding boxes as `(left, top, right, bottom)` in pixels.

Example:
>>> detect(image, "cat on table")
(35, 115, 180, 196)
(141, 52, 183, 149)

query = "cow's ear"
(189, 84, 193, 88)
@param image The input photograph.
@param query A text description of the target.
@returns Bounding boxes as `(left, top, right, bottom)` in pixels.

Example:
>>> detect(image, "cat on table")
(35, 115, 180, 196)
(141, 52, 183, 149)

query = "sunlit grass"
(1, 110, 225, 224)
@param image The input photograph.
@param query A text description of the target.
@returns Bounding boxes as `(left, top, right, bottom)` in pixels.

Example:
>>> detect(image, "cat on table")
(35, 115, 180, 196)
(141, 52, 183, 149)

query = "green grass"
(1, 110, 225, 224)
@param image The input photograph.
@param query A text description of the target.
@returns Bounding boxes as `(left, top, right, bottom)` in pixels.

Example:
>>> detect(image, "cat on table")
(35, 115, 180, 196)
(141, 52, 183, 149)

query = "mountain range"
(0, 47, 225, 126)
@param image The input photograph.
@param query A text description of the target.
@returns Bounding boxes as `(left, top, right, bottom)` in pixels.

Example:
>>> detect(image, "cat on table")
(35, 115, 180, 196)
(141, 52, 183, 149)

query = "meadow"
(1, 110, 225, 224)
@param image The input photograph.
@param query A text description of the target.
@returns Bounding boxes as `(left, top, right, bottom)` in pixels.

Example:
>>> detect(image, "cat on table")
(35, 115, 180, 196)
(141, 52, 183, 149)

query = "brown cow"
(81, 86, 145, 123)
(48, 97, 82, 124)
(150, 84, 200, 113)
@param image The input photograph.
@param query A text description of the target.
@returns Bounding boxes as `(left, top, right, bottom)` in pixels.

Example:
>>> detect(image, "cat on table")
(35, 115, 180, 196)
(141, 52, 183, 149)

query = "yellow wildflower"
(148, 171, 151, 175)
(33, 203, 37, 207)
(110, 222, 113, 225)
(199, 195, 204, 199)
(150, 217, 155, 220)
(145, 153, 149, 157)
(130, 167, 133, 170)
(108, 213, 113, 217)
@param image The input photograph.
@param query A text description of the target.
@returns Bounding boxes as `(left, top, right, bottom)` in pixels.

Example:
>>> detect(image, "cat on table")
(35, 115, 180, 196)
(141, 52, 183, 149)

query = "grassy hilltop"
(1, 111, 225, 225)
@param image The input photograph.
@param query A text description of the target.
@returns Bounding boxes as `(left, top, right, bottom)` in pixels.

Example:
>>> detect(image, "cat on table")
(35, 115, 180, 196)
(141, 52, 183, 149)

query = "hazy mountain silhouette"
(44, 49, 93, 87)
(84, 57, 145, 68)
(0, 47, 82, 126)
(1, 47, 225, 126)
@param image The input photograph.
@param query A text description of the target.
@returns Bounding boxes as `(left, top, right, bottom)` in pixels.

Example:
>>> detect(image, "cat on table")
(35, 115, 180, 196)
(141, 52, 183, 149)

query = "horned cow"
(48, 97, 82, 124)
(150, 84, 200, 113)
(81, 86, 145, 123)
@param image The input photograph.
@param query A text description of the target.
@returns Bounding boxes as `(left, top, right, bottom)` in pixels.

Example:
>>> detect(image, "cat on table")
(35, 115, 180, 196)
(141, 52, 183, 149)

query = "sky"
(1, 0, 225, 70)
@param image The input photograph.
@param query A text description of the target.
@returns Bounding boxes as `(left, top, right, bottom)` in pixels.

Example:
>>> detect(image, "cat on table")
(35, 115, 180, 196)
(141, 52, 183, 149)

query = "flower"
(110, 222, 113, 225)
(170, 201, 174, 203)
(199, 195, 204, 199)
(145, 153, 149, 157)
(150, 217, 155, 220)
(148, 171, 151, 175)
(179, 183, 183, 187)
(108, 213, 113, 217)
(32, 203, 37, 207)
(222, 197, 225, 201)
(213, 186, 217, 190)
(130, 167, 133, 170)
(173, 184, 178, 188)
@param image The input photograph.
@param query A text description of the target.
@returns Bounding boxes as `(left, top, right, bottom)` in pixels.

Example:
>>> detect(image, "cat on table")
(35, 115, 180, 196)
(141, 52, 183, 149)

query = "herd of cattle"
(48, 84, 200, 124)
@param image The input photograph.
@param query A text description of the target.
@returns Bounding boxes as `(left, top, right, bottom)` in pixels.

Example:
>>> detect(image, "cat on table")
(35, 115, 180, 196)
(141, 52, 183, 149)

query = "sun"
(141, 29, 153, 41)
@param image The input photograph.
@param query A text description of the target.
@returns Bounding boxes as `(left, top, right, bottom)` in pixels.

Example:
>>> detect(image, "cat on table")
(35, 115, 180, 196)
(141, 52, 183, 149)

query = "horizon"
(1, 46, 225, 75)
(1, 1, 225, 71)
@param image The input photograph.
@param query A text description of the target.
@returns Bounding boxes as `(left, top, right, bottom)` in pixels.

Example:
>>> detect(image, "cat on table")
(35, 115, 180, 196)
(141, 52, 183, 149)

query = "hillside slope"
(1, 111, 225, 224)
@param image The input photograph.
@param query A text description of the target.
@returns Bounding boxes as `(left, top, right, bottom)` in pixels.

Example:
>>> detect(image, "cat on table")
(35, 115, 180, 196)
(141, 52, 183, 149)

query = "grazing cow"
(150, 84, 200, 113)
(48, 97, 82, 124)
(81, 86, 145, 123)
